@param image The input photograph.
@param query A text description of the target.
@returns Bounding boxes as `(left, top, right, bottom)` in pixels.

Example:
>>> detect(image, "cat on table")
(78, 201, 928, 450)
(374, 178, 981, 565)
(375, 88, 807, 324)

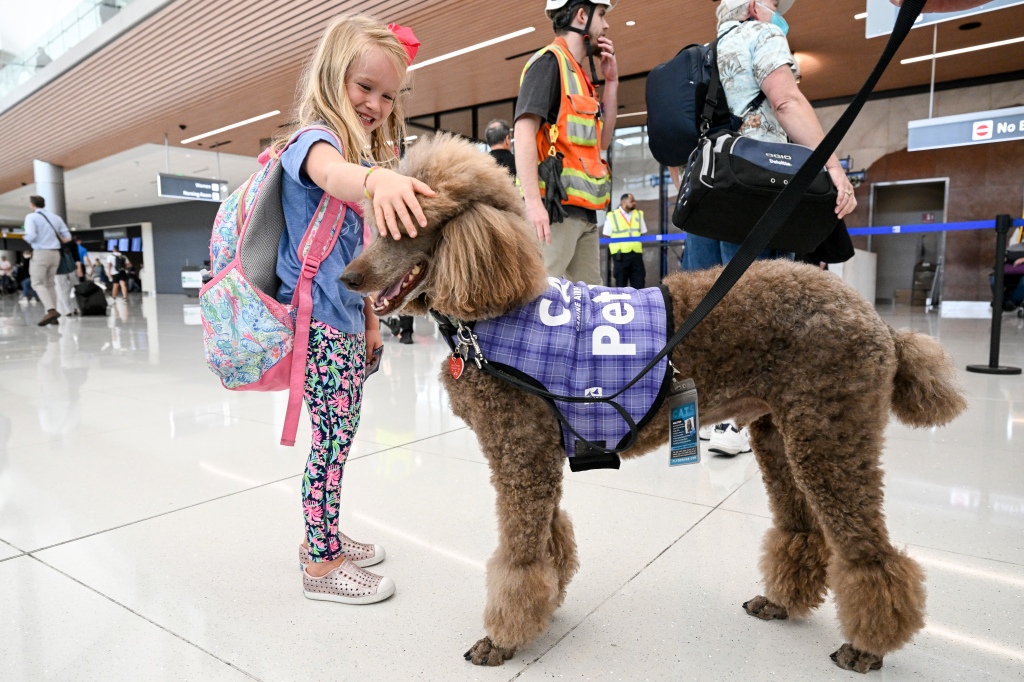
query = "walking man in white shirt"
(106, 245, 130, 301)
(602, 193, 647, 288)
(23, 195, 72, 326)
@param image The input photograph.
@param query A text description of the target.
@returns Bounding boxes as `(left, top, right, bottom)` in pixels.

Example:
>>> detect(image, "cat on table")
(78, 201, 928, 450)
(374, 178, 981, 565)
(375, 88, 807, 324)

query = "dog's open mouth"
(371, 262, 428, 315)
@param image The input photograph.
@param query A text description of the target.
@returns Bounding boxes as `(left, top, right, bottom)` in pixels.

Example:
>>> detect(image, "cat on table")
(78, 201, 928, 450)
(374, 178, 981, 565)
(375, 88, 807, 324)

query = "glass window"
(438, 109, 473, 139)
(408, 115, 435, 132)
(477, 102, 516, 139)
(606, 123, 678, 285)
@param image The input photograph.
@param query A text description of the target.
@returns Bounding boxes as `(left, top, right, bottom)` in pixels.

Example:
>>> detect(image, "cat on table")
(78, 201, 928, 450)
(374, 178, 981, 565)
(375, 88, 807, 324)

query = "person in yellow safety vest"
(602, 193, 648, 288)
(514, 0, 618, 285)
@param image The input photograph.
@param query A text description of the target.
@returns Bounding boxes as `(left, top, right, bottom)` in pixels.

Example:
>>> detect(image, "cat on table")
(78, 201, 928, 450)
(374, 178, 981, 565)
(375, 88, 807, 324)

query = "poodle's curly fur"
(342, 134, 968, 673)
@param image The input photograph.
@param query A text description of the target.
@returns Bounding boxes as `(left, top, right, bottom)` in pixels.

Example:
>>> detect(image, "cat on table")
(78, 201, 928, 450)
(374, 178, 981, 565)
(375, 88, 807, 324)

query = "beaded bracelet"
(363, 166, 380, 200)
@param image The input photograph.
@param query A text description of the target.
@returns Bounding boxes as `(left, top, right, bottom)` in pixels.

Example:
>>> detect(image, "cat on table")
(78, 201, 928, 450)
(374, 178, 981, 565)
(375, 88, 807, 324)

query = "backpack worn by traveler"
(645, 27, 762, 167)
(200, 126, 349, 446)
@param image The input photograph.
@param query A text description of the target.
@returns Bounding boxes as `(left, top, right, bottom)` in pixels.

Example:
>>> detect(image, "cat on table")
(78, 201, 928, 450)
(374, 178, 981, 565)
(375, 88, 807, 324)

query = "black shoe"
(399, 333, 414, 345)
(37, 309, 60, 326)
(383, 317, 402, 336)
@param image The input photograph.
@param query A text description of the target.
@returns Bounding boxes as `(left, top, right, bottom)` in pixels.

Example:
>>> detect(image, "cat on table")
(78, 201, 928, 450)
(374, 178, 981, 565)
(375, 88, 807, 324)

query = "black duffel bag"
(673, 131, 844, 255)
(75, 280, 108, 316)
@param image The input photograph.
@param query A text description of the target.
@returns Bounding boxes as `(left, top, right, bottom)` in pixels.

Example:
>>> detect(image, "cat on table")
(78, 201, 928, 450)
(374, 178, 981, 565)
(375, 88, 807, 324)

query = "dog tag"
(449, 355, 465, 380)
(668, 378, 700, 466)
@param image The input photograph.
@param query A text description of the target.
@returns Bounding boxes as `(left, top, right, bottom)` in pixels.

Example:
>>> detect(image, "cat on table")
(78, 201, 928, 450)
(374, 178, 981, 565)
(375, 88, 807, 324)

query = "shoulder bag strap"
(38, 212, 69, 244)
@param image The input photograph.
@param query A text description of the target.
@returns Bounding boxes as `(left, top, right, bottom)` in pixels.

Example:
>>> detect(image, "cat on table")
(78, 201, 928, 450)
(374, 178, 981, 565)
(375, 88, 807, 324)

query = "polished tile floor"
(1, 293, 1022, 681)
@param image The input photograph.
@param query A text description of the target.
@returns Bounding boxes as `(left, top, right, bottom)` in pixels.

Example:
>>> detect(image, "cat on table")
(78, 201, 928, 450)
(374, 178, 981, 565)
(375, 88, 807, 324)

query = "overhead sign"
(865, 0, 1024, 38)
(908, 106, 1024, 151)
(157, 173, 229, 202)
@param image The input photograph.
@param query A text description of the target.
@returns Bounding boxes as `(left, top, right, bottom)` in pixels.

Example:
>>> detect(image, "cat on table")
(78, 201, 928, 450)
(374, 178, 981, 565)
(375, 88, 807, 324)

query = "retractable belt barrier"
(598, 218, 1024, 245)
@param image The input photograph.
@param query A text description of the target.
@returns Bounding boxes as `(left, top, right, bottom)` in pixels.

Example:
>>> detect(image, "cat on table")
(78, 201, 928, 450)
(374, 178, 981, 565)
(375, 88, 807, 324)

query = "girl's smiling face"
(346, 47, 401, 132)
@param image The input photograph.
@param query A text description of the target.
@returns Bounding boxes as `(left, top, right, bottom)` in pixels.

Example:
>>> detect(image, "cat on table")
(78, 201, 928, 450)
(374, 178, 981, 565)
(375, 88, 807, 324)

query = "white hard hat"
(719, 0, 795, 14)
(546, 0, 612, 10)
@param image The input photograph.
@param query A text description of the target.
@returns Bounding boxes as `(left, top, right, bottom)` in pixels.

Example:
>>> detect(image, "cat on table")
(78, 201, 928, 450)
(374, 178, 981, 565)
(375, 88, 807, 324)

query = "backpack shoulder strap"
(702, 25, 740, 132)
(279, 126, 349, 446)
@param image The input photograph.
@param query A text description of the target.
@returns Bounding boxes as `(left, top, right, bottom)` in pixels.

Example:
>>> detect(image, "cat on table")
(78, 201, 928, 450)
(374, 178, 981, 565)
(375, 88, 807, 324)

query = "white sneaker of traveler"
(707, 423, 752, 456)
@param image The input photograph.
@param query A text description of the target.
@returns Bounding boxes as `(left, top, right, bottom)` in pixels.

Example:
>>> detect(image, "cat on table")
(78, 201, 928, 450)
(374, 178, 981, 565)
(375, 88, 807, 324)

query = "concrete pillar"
(32, 160, 67, 221)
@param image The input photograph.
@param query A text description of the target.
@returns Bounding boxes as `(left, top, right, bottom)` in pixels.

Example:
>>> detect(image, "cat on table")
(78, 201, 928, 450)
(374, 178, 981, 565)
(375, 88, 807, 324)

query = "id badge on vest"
(668, 378, 700, 466)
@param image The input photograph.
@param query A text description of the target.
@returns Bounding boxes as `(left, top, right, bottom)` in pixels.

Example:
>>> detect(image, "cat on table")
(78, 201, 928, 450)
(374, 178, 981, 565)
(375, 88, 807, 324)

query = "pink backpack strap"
(274, 125, 352, 447)
(280, 198, 348, 447)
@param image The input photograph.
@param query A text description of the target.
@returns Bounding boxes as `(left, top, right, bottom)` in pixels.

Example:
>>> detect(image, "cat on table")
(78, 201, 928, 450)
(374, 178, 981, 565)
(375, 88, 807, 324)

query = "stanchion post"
(967, 214, 1021, 375)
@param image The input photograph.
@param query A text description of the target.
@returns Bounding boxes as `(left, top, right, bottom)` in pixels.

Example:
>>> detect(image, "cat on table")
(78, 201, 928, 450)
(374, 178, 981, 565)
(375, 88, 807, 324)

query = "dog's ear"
(430, 203, 547, 320)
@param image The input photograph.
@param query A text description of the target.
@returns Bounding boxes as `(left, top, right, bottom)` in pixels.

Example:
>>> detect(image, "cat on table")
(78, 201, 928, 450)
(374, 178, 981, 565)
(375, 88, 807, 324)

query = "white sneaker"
(302, 558, 395, 605)
(707, 423, 752, 456)
(698, 425, 715, 441)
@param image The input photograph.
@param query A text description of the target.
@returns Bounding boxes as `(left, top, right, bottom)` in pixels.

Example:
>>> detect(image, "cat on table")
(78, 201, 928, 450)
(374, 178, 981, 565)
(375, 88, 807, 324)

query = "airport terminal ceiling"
(1, 0, 1024, 196)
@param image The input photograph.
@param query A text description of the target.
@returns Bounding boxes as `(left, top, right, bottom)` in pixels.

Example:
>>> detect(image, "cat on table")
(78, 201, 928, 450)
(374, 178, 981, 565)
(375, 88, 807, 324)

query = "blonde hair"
(274, 15, 409, 167)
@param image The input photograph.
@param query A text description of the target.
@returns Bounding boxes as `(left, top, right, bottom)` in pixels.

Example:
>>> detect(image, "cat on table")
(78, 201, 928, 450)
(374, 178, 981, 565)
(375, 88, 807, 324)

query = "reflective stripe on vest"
(608, 209, 643, 254)
(518, 38, 610, 212)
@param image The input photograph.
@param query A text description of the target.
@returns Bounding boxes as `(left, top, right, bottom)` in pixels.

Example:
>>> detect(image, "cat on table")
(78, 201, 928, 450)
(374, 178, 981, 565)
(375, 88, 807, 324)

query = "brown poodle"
(340, 133, 967, 674)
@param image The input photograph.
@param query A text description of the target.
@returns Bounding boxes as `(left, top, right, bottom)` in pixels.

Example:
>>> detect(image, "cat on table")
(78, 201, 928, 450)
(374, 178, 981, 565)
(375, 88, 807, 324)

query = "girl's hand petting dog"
(366, 167, 436, 240)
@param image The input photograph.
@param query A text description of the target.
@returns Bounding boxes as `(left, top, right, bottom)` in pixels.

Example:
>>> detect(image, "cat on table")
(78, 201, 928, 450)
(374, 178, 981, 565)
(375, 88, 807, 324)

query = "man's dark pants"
(612, 251, 646, 289)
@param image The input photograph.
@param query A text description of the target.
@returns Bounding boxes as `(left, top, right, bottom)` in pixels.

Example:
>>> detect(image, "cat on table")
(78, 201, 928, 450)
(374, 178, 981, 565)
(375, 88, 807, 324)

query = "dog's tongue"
(377, 279, 404, 304)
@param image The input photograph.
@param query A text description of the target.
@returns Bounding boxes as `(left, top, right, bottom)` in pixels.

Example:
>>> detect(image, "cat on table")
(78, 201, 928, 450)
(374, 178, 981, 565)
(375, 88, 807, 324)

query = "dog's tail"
(890, 328, 967, 428)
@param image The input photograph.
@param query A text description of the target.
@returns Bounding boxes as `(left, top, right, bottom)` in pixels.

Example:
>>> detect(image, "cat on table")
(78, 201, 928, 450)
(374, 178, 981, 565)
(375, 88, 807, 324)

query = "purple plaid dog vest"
(467, 278, 673, 467)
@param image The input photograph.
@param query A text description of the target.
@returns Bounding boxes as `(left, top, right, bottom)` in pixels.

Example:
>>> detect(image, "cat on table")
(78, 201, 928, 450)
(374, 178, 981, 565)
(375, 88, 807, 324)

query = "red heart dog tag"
(449, 356, 465, 380)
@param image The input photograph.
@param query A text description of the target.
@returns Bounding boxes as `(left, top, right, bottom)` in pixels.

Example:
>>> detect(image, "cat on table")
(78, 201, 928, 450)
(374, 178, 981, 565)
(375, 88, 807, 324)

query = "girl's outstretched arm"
(304, 141, 435, 240)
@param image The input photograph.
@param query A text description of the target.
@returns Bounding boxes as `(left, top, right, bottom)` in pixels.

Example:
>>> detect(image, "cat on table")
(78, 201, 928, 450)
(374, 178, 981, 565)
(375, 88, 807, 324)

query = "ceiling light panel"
(181, 110, 281, 144)
(409, 27, 536, 71)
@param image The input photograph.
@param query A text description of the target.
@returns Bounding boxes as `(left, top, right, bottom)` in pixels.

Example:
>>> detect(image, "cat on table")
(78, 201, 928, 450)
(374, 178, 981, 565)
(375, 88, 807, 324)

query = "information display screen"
(157, 173, 229, 202)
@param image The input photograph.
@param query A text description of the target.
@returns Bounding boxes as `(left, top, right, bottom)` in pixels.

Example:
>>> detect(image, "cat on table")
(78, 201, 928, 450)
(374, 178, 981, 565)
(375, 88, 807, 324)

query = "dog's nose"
(340, 269, 363, 290)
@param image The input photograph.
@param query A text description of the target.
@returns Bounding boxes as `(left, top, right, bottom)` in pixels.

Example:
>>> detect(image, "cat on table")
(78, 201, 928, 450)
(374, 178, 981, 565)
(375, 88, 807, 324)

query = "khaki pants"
(30, 249, 60, 311)
(541, 215, 600, 284)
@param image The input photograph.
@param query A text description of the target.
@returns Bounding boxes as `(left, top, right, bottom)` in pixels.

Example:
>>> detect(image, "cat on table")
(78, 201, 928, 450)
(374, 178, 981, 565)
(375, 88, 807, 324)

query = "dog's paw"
(742, 595, 789, 621)
(463, 637, 515, 666)
(831, 643, 883, 673)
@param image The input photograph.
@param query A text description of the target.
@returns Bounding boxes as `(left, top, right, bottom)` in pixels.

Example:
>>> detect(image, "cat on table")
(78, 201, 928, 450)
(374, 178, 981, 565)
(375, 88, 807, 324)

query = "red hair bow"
(387, 23, 420, 66)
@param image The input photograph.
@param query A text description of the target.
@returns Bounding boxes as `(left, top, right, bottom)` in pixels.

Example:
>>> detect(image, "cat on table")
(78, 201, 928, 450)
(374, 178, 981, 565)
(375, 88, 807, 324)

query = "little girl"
(273, 15, 433, 605)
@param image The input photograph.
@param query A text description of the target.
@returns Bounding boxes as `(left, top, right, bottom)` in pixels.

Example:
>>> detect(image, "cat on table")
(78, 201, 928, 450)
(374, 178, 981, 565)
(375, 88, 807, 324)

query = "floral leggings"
(302, 320, 365, 563)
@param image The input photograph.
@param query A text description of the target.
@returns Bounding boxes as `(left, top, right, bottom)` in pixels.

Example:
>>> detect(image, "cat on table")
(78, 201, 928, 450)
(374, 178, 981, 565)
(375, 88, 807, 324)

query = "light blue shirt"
(275, 129, 366, 334)
(23, 208, 71, 250)
(717, 20, 796, 143)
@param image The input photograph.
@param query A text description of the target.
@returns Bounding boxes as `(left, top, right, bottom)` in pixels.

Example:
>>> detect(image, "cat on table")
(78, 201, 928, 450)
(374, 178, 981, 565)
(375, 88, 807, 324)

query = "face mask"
(757, 2, 789, 35)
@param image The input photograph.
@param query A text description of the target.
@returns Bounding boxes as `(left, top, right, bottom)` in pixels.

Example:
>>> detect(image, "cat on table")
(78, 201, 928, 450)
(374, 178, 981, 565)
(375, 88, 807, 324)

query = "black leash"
(440, 0, 927, 456)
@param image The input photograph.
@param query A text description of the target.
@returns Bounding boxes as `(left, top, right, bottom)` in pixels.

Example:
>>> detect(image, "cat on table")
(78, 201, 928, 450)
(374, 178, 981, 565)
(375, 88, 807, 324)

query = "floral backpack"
(200, 126, 348, 446)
